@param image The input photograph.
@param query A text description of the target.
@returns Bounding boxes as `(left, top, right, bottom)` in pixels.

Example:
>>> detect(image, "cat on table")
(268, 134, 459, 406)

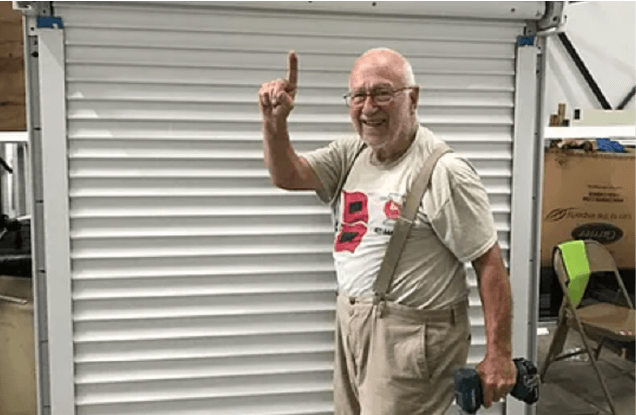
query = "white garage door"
(36, 2, 541, 414)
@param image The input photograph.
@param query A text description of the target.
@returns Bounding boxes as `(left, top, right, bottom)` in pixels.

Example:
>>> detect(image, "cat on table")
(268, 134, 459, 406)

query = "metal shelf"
(544, 125, 636, 141)
(0, 132, 28, 144)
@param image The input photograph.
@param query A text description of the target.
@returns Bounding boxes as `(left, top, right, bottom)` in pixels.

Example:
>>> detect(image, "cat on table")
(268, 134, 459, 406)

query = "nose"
(360, 94, 379, 114)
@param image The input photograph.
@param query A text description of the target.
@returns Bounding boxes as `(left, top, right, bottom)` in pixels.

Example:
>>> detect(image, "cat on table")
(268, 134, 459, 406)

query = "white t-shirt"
(303, 126, 498, 309)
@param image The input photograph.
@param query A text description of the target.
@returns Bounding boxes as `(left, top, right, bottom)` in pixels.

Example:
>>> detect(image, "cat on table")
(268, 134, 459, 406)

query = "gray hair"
(358, 47, 417, 86)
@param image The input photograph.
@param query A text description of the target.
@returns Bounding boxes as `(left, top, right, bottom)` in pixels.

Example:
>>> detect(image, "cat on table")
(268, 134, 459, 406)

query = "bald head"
(349, 48, 416, 89)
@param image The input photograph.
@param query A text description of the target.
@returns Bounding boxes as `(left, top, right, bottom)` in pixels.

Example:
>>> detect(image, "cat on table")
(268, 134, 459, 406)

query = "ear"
(409, 86, 420, 113)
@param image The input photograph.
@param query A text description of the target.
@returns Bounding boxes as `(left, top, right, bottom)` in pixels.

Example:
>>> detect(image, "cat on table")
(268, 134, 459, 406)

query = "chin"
(361, 135, 390, 150)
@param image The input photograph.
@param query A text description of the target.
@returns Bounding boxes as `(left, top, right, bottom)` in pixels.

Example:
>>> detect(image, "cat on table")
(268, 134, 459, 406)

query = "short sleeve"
(301, 135, 365, 205)
(429, 156, 498, 263)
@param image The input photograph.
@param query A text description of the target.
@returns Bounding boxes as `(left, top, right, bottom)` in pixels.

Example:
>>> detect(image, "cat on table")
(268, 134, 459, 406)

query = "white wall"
(544, 1, 635, 121)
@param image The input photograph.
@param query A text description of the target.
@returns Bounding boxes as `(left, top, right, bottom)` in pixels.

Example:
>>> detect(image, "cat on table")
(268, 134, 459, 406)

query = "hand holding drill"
(454, 358, 540, 414)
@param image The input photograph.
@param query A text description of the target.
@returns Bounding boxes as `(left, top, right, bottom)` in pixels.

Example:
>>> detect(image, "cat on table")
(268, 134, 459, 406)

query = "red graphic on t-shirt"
(383, 199, 401, 220)
(335, 223, 368, 253)
(342, 192, 368, 224)
(335, 192, 369, 253)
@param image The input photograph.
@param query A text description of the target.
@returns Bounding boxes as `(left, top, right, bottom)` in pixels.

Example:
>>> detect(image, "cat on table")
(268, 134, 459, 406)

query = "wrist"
(485, 345, 512, 360)
(263, 116, 287, 137)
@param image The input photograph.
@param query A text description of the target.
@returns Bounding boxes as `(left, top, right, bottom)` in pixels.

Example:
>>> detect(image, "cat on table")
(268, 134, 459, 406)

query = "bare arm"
(262, 117, 319, 190)
(472, 242, 516, 408)
(473, 242, 513, 359)
(258, 51, 320, 190)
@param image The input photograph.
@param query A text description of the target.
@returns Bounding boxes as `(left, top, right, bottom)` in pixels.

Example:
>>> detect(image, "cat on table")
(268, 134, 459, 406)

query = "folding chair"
(539, 239, 635, 415)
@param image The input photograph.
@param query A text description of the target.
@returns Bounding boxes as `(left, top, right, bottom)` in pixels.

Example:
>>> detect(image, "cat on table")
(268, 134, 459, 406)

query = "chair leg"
(576, 330, 618, 415)
(540, 321, 569, 381)
(594, 337, 606, 361)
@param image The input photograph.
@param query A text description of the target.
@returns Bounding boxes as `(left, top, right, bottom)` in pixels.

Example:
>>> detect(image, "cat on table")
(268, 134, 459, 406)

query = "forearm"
(473, 244, 517, 407)
(262, 118, 303, 189)
(475, 245, 513, 359)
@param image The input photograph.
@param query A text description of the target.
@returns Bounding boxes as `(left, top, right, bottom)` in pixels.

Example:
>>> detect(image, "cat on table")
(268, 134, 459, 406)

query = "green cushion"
(558, 241, 591, 308)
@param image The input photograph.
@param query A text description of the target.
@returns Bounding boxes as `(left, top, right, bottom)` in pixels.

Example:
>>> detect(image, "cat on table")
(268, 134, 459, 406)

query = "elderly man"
(258, 48, 516, 415)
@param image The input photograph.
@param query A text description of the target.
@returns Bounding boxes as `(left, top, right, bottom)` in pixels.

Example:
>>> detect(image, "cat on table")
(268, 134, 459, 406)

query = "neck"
(372, 122, 419, 163)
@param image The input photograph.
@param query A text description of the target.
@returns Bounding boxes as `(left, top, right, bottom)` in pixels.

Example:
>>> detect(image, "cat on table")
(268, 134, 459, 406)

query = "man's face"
(348, 52, 418, 152)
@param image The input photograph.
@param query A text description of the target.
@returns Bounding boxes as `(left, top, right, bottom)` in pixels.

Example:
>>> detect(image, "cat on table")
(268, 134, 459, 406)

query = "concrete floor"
(536, 324, 635, 415)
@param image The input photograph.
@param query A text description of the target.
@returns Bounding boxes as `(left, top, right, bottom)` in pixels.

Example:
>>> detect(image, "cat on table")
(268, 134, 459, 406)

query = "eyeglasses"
(343, 86, 415, 107)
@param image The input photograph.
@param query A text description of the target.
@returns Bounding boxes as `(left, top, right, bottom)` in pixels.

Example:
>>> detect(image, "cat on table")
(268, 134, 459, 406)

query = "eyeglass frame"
(343, 86, 417, 107)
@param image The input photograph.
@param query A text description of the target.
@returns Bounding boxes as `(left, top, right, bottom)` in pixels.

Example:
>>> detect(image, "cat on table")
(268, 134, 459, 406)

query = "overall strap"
(373, 142, 453, 302)
(332, 141, 367, 206)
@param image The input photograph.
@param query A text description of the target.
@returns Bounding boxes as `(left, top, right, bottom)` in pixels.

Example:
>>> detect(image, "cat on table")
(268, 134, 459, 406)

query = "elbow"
(269, 172, 296, 190)
(271, 178, 292, 190)
(277, 183, 297, 191)
(263, 160, 286, 189)
(274, 179, 303, 191)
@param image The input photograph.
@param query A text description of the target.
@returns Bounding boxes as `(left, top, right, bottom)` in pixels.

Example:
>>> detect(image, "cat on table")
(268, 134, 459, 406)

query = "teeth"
(364, 121, 383, 126)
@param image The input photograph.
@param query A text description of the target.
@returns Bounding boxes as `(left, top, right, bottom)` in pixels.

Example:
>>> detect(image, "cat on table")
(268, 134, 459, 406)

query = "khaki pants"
(334, 294, 471, 415)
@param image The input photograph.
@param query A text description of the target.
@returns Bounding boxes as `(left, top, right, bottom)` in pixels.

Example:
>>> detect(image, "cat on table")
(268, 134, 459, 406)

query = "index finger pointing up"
(286, 50, 298, 88)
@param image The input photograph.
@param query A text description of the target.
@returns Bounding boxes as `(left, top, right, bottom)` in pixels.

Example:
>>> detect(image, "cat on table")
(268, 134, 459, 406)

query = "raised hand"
(258, 50, 298, 123)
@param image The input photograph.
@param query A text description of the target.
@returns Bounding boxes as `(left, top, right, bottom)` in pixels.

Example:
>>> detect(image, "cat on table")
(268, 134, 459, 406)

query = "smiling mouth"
(362, 120, 385, 127)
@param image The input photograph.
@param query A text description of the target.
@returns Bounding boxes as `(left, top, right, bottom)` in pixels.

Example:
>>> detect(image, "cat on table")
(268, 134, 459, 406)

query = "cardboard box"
(0, 2, 26, 132)
(0, 276, 36, 415)
(541, 148, 635, 269)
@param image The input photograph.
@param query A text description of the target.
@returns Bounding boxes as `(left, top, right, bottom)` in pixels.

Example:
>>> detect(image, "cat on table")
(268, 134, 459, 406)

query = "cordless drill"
(453, 358, 540, 414)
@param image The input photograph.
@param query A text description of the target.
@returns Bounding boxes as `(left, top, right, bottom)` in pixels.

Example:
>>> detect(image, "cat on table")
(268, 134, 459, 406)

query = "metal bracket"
(16, 1, 53, 36)
(524, 20, 538, 37)
(12, 1, 37, 15)
(13, 1, 52, 15)
(537, 1, 569, 36)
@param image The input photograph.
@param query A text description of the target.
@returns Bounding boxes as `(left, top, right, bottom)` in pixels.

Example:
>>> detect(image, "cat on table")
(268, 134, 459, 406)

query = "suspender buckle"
(372, 292, 385, 306)
(372, 292, 386, 318)
(396, 216, 413, 225)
